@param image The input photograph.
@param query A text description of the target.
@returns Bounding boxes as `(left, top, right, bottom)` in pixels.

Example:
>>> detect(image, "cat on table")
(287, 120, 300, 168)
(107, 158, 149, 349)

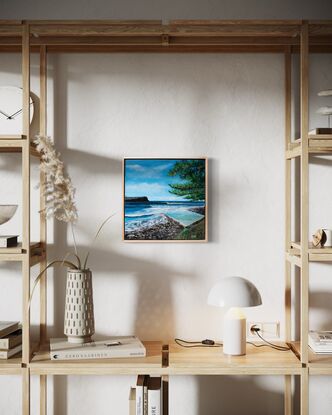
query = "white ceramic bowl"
(0, 205, 18, 225)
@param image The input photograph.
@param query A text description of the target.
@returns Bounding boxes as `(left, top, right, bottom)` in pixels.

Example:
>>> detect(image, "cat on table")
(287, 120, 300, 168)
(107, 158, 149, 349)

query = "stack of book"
(309, 331, 332, 354)
(129, 375, 162, 415)
(0, 321, 22, 359)
(49, 336, 146, 360)
(0, 236, 18, 248)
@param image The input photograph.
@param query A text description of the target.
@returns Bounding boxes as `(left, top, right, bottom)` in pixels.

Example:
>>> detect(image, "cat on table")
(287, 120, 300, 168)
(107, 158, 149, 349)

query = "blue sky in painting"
(125, 159, 187, 201)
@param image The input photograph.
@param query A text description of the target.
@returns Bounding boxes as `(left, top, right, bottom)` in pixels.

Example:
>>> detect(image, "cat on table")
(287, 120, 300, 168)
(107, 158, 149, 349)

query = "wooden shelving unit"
(0, 19, 331, 415)
(168, 342, 302, 376)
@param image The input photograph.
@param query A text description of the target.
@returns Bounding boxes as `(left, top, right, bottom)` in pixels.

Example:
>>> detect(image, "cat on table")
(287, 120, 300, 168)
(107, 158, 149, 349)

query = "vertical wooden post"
(22, 22, 31, 415)
(284, 46, 292, 415)
(300, 20, 309, 415)
(39, 44, 48, 415)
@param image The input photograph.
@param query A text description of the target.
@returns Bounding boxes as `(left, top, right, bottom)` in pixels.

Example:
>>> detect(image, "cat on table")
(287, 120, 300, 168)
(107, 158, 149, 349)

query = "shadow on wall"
(196, 376, 284, 415)
(49, 54, 195, 414)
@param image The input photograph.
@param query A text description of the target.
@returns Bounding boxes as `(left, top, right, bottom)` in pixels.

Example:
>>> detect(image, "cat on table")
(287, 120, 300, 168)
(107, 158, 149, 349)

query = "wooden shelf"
(0, 242, 45, 264)
(30, 341, 165, 375)
(288, 242, 332, 262)
(0, 355, 22, 375)
(1, 20, 332, 53)
(167, 342, 301, 375)
(291, 342, 332, 375)
(286, 136, 332, 159)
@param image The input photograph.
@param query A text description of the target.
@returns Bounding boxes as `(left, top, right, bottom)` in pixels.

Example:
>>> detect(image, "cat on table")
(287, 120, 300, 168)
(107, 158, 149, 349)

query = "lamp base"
(223, 307, 246, 356)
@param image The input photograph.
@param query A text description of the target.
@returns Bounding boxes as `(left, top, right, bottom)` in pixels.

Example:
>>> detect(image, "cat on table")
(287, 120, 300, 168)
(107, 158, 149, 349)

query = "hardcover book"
(136, 375, 145, 415)
(309, 128, 332, 135)
(148, 377, 161, 415)
(129, 387, 136, 415)
(0, 329, 22, 350)
(0, 236, 18, 248)
(0, 322, 20, 339)
(309, 331, 332, 353)
(49, 336, 146, 360)
(0, 343, 22, 359)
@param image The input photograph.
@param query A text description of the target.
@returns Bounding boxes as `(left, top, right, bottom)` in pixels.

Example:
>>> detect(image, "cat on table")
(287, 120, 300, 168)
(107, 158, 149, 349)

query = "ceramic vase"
(64, 269, 95, 344)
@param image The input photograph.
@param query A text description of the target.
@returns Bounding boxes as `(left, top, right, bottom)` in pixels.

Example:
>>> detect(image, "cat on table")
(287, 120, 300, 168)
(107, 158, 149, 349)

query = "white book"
(309, 331, 332, 353)
(0, 343, 22, 359)
(49, 336, 146, 360)
(136, 375, 145, 415)
(129, 387, 136, 415)
(0, 329, 22, 350)
(148, 377, 161, 415)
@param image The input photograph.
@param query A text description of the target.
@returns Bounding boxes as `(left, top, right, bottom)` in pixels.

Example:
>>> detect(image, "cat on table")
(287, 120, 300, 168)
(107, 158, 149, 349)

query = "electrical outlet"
(247, 321, 280, 339)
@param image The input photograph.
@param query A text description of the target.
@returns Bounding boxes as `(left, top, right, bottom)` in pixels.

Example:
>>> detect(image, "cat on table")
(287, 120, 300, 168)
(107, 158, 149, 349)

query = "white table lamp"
(208, 276, 262, 356)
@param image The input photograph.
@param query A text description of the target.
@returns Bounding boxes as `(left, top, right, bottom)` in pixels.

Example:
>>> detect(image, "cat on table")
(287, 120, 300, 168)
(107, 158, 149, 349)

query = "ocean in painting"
(125, 200, 205, 232)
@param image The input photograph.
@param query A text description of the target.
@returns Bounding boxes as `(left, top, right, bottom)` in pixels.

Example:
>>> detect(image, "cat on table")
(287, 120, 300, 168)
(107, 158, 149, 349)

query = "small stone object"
(64, 269, 95, 344)
(312, 229, 326, 247)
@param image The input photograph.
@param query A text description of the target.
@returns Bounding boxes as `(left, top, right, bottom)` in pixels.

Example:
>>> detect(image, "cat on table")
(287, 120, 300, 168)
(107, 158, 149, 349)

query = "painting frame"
(123, 157, 208, 242)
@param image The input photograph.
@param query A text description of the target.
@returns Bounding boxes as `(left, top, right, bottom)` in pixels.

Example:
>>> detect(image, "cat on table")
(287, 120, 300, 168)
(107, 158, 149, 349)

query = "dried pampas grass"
(34, 135, 78, 223)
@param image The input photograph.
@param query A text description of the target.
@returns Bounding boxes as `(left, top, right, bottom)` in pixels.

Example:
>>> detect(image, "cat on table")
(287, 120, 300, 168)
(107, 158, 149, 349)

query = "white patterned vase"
(64, 269, 95, 344)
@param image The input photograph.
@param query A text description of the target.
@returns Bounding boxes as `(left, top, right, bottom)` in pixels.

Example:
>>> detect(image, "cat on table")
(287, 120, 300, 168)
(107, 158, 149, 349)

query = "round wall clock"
(0, 86, 34, 135)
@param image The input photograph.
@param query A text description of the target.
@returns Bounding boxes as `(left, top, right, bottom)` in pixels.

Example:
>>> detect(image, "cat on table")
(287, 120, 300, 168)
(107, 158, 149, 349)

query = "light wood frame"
(0, 19, 331, 415)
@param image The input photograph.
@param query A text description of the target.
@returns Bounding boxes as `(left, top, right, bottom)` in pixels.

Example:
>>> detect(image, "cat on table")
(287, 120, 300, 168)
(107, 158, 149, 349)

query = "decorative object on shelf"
(34, 135, 78, 224)
(29, 135, 112, 343)
(312, 228, 332, 247)
(0, 205, 18, 247)
(0, 86, 34, 134)
(208, 276, 262, 356)
(312, 229, 325, 247)
(322, 229, 332, 247)
(316, 89, 332, 131)
(64, 269, 94, 343)
(0, 205, 18, 226)
(123, 158, 207, 241)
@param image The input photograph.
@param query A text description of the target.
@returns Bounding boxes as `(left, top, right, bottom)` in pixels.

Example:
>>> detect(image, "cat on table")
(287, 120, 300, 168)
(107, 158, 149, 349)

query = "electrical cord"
(175, 327, 291, 352)
(250, 326, 291, 351)
(175, 338, 222, 348)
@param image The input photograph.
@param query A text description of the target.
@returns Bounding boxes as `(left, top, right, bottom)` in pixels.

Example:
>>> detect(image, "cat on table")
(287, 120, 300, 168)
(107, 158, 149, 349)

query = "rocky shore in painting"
(125, 215, 184, 240)
(188, 206, 205, 215)
(125, 213, 206, 241)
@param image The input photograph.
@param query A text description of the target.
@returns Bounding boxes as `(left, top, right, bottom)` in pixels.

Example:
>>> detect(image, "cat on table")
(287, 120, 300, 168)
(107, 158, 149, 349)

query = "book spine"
(0, 339, 9, 349)
(136, 385, 143, 415)
(143, 383, 148, 415)
(50, 349, 145, 360)
(148, 389, 161, 415)
(0, 350, 9, 359)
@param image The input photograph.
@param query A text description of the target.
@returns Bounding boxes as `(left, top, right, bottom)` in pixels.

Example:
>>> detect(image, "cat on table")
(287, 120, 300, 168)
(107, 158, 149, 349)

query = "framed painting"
(123, 158, 208, 242)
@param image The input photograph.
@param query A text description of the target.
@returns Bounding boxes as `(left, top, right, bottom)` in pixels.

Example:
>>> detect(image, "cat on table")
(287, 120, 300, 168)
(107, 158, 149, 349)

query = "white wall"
(0, 2, 332, 414)
(1, 0, 332, 20)
(0, 49, 331, 415)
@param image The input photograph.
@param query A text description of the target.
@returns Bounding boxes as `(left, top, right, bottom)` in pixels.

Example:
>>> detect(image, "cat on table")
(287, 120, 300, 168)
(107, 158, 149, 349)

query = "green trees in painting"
(168, 159, 205, 201)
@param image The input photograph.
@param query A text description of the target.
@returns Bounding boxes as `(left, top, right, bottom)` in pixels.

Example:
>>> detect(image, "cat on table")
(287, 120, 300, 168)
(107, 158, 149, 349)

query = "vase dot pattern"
(64, 270, 95, 338)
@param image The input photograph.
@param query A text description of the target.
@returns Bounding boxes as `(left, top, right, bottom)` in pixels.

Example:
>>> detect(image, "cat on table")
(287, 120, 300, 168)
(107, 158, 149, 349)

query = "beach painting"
(123, 158, 207, 241)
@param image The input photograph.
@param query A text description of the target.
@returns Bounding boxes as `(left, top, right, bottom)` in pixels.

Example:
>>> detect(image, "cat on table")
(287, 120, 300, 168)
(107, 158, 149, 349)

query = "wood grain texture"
(300, 21, 309, 367)
(168, 343, 301, 375)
